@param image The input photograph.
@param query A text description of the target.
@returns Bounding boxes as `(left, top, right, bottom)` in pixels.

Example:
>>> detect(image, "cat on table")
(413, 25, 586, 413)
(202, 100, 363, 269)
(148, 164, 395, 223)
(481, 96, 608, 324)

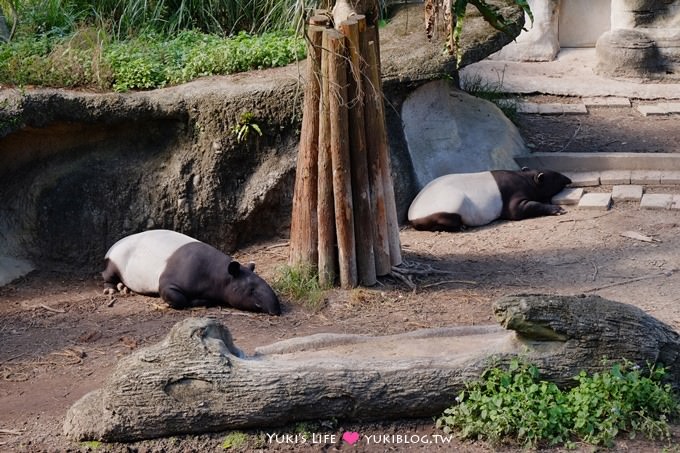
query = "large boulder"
(400, 80, 527, 190)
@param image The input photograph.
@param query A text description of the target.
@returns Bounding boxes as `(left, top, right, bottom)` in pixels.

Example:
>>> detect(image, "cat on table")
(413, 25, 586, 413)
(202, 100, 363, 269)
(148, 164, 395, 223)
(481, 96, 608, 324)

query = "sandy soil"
(2, 100, 680, 452)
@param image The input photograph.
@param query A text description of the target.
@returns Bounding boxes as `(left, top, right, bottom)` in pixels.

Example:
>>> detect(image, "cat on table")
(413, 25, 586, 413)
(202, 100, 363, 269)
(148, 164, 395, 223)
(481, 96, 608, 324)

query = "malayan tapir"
(102, 229, 281, 315)
(408, 168, 572, 232)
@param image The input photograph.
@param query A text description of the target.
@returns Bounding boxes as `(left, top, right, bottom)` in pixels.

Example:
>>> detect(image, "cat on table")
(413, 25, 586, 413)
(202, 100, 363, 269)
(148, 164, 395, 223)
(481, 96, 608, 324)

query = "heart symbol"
(342, 431, 360, 445)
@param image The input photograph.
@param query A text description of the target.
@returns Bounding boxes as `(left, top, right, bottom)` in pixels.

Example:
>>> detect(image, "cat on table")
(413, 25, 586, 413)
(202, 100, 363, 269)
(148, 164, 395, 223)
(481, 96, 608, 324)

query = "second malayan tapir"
(408, 168, 572, 232)
(102, 229, 281, 315)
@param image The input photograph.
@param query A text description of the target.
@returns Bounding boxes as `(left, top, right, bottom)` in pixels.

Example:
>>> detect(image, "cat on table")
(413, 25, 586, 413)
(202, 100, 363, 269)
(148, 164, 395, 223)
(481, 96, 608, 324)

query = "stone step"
(552, 185, 680, 211)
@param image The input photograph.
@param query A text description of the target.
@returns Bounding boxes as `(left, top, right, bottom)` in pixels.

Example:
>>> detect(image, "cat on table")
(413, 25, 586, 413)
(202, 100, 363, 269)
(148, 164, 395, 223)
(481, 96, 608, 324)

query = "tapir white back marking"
(408, 171, 503, 227)
(105, 230, 198, 294)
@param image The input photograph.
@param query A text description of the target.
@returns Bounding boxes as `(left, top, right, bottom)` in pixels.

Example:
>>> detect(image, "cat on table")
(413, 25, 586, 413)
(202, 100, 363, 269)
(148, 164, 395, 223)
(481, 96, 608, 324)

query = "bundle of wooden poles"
(289, 10, 402, 289)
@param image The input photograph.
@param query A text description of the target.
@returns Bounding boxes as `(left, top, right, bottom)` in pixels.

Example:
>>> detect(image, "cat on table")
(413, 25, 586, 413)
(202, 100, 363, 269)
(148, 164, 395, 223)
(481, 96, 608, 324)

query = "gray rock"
(401, 80, 527, 189)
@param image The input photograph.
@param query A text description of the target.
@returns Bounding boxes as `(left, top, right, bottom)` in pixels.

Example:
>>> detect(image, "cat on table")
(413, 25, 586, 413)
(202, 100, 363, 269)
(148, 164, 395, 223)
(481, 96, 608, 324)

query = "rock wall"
(0, 71, 301, 272)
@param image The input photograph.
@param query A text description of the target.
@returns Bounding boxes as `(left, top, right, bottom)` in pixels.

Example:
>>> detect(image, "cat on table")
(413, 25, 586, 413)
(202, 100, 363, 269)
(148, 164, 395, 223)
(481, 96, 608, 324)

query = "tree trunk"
(64, 294, 680, 442)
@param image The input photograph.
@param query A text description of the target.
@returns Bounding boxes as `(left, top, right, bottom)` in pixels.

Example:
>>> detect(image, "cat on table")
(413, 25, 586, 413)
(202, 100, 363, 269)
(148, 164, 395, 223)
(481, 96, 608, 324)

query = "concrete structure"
(491, 0, 680, 80)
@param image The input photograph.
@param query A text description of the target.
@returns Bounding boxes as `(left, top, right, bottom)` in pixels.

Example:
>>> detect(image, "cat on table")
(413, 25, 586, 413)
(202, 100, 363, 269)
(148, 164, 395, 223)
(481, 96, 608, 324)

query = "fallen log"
(64, 294, 680, 442)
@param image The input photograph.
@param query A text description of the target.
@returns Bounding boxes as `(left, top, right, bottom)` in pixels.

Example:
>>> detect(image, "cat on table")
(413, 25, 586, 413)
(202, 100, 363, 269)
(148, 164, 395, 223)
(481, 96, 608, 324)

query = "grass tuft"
(272, 264, 326, 311)
(222, 431, 248, 450)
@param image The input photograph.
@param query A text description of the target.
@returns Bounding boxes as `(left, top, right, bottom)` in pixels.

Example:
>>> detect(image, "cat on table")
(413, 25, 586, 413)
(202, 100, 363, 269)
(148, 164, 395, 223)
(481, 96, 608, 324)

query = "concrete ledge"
(599, 170, 631, 185)
(630, 170, 662, 185)
(583, 97, 631, 107)
(516, 152, 680, 172)
(565, 172, 600, 187)
(661, 172, 680, 184)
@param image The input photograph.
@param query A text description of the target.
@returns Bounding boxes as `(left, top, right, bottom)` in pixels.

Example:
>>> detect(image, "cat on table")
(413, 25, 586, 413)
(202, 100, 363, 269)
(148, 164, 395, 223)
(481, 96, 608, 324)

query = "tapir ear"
(228, 261, 241, 277)
(534, 172, 545, 184)
(521, 166, 530, 172)
(247, 262, 255, 271)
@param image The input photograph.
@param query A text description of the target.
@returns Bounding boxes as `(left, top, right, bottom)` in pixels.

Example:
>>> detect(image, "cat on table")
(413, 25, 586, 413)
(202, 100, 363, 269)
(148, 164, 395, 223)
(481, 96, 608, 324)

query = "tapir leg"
(160, 285, 191, 309)
(512, 200, 565, 220)
(101, 259, 121, 294)
(411, 212, 465, 232)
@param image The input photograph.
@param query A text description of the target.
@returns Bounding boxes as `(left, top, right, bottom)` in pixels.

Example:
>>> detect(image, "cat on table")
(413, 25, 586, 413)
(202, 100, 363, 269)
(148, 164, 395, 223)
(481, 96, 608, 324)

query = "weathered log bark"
(364, 25, 401, 266)
(317, 30, 337, 287)
(342, 16, 377, 286)
(494, 294, 680, 387)
(288, 24, 324, 268)
(327, 29, 358, 288)
(361, 36, 391, 276)
(64, 294, 680, 442)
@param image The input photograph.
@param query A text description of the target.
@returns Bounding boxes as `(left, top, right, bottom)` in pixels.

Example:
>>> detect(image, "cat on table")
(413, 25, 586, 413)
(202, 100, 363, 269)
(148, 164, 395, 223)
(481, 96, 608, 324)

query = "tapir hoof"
(116, 282, 130, 294)
(103, 287, 115, 295)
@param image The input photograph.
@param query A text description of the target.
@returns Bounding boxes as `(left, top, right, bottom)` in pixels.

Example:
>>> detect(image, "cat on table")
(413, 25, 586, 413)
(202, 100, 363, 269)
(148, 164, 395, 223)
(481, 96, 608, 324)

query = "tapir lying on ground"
(408, 168, 572, 232)
(102, 229, 281, 315)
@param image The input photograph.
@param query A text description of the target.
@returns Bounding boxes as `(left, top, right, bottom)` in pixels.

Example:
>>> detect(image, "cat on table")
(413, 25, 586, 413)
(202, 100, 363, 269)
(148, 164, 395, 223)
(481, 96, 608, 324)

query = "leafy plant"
(437, 359, 679, 448)
(222, 431, 248, 449)
(230, 112, 263, 143)
(567, 362, 677, 446)
(273, 264, 326, 311)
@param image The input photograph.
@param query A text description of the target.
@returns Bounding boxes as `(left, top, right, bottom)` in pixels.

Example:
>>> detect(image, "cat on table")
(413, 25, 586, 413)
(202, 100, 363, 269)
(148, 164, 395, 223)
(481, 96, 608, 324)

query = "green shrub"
(567, 362, 677, 446)
(437, 359, 679, 448)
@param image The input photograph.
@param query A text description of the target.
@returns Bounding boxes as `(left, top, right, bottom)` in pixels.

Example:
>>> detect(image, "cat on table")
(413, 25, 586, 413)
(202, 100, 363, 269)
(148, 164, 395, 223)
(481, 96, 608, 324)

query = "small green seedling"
(231, 112, 262, 143)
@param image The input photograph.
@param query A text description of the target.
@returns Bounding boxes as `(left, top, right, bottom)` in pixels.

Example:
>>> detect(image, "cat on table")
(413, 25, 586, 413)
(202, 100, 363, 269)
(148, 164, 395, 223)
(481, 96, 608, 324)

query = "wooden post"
(317, 30, 337, 288)
(289, 4, 400, 288)
(341, 16, 376, 286)
(327, 29, 358, 288)
(360, 34, 391, 276)
(364, 25, 402, 266)
(288, 22, 325, 268)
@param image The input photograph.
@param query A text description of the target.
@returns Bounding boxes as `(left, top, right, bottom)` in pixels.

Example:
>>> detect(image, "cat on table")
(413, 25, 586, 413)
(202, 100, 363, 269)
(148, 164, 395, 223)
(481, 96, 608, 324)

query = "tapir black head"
(225, 261, 281, 315)
(523, 168, 572, 201)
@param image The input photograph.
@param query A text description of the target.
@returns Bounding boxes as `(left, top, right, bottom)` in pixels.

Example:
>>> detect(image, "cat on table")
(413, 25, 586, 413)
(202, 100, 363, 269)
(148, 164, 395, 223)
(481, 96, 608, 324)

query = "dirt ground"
(3, 98, 680, 452)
